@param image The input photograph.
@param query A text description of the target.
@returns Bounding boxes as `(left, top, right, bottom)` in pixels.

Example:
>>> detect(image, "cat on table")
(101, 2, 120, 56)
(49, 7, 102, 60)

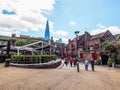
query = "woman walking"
(69, 57, 73, 67)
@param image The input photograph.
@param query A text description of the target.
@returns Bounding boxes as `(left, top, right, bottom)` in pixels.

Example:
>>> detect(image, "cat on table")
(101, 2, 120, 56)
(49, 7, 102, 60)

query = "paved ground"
(0, 63, 120, 90)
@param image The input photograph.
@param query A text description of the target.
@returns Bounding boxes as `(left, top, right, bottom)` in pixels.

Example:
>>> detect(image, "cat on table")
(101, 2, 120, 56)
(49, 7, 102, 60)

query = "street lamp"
(74, 31, 80, 72)
(74, 31, 79, 56)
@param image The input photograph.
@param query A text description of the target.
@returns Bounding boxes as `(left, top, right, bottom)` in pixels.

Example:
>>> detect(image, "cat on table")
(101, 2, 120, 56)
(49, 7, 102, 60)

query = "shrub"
(95, 59, 101, 65)
(107, 57, 113, 67)
(11, 54, 57, 64)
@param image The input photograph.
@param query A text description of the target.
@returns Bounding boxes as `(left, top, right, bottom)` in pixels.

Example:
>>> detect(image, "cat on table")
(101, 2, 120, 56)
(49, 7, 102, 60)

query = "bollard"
(77, 62, 79, 72)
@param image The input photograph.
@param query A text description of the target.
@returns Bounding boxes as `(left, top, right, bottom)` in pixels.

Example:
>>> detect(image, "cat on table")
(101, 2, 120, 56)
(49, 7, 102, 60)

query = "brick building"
(66, 30, 116, 63)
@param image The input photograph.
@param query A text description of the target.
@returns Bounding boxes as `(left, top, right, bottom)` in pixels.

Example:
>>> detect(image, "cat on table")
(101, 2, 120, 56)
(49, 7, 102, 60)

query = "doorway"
(101, 55, 109, 65)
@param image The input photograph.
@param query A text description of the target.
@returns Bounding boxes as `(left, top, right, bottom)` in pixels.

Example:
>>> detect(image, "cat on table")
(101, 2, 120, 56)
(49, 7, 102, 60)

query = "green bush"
(51, 55, 57, 60)
(95, 59, 101, 65)
(11, 54, 57, 64)
(11, 55, 41, 64)
(107, 57, 113, 67)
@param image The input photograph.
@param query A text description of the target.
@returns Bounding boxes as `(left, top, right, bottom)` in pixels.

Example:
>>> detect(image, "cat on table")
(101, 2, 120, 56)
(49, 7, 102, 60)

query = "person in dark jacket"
(73, 57, 77, 67)
(91, 59, 95, 71)
(64, 57, 69, 66)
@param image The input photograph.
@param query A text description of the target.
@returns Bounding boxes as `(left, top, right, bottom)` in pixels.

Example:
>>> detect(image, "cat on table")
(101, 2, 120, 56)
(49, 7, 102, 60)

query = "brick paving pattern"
(0, 63, 120, 90)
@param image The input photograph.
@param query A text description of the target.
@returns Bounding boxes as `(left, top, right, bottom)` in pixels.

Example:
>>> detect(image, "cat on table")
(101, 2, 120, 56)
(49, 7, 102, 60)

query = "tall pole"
(74, 31, 79, 72)
(74, 31, 79, 57)
(49, 40, 51, 61)
(6, 40, 10, 55)
(5, 40, 11, 67)
(42, 42, 43, 55)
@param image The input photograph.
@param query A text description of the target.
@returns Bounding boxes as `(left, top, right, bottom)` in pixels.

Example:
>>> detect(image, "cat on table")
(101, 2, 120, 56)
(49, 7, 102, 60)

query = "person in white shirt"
(84, 59, 89, 71)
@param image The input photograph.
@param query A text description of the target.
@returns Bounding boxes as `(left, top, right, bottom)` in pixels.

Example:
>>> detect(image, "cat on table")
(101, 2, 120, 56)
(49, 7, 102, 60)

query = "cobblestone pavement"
(0, 63, 120, 90)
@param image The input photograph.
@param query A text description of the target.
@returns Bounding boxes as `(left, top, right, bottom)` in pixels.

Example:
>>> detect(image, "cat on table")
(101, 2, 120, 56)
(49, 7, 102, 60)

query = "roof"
(91, 32, 105, 40)
(71, 35, 83, 42)
(2, 40, 50, 51)
(2, 46, 35, 52)
(0, 35, 10, 40)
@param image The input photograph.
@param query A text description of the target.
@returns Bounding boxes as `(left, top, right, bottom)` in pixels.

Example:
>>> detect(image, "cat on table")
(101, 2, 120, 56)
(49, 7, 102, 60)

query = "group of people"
(84, 59, 95, 71)
(64, 56, 79, 67)
(64, 56, 95, 71)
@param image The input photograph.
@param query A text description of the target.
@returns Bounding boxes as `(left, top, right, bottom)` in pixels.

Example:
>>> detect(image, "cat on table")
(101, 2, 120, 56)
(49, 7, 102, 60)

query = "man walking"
(91, 59, 95, 71)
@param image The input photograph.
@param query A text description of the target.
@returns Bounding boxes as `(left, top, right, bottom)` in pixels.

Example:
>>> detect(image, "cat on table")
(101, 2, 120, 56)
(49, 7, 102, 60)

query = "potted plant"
(107, 57, 113, 67)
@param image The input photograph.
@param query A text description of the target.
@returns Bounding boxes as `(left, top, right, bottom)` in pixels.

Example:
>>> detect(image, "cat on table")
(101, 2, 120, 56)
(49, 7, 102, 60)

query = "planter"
(10, 60, 62, 69)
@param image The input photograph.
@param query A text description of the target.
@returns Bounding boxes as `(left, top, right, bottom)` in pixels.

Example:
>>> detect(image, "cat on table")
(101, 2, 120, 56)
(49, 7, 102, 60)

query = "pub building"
(62, 30, 116, 65)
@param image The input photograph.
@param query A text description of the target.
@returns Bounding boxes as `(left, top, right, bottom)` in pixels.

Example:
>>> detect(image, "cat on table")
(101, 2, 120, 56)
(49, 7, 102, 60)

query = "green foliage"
(11, 55, 41, 64)
(15, 39, 27, 46)
(11, 55, 57, 64)
(43, 51, 49, 55)
(51, 54, 57, 60)
(96, 59, 101, 65)
(107, 57, 113, 67)
(116, 35, 120, 42)
(15, 39, 37, 46)
(101, 42, 112, 50)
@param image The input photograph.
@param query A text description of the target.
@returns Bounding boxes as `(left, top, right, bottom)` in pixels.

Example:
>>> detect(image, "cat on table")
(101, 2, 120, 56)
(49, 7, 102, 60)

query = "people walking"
(73, 57, 77, 67)
(64, 57, 69, 66)
(91, 59, 95, 71)
(69, 57, 73, 67)
(84, 59, 89, 71)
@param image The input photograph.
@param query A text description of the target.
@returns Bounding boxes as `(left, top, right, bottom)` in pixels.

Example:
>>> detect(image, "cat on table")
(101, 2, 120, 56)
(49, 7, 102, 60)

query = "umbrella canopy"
(2, 46, 37, 53)
(2, 46, 21, 51)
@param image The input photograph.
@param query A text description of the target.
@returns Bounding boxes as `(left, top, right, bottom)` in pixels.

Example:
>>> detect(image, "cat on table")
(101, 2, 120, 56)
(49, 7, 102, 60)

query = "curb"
(57, 60, 64, 69)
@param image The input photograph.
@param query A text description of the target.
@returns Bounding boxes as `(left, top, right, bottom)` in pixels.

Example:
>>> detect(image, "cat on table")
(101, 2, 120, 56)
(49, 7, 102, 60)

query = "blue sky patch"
(2, 10, 16, 15)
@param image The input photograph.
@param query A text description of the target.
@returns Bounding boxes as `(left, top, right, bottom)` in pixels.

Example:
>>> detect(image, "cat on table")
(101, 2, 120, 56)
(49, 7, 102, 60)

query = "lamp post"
(74, 31, 79, 56)
(75, 31, 80, 72)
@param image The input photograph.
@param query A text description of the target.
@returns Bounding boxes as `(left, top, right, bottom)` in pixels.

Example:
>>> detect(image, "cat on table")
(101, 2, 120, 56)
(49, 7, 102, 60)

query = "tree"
(15, 39, 27, 46)
(116, 35, 120, 42)
(15, 39, 37, 46)
(101, 42, 112, 50)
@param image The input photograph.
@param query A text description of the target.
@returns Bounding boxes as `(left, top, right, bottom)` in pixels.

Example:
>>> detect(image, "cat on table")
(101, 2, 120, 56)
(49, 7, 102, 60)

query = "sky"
(0, 0, 120, 43)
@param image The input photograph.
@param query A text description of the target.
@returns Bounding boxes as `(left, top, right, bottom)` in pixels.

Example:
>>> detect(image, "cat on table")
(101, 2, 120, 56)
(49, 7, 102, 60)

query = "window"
(95, 44, 99, 49)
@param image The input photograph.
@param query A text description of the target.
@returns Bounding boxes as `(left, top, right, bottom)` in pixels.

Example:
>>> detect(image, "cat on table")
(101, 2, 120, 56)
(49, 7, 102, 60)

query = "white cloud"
(96, 24, 106, 29)
(0, 0, 55, 36)
(54, 30, 69, 36)
(62, 38, 68, 44)
(0, 30, 12, 36)
(53, 37, 68, 44)
(69, 21, 77, 27)
(90, 24, 120, 35)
